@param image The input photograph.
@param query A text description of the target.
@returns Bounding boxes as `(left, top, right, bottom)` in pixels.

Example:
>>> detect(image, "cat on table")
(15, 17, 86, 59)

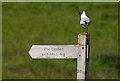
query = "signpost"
(28, 33, 90, 80)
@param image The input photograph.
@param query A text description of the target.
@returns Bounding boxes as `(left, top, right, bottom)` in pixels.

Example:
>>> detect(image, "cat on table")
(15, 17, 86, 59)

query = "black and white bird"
(77, 11, 91, 28)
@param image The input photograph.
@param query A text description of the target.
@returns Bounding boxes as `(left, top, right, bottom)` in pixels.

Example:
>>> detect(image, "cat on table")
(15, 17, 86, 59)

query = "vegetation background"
(2, 2, 118, 79)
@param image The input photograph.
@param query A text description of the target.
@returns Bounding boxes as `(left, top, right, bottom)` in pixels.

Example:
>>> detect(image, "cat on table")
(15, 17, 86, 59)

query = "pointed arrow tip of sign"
(28, 49, 34, 58)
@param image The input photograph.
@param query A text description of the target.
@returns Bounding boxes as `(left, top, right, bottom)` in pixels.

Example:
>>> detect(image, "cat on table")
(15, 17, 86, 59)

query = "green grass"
(2, 2, 118, 79)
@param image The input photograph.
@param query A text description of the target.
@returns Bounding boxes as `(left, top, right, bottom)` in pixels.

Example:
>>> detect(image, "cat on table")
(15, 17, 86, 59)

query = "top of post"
(78, 32, 87, 45)
(80, 32, 88, 35)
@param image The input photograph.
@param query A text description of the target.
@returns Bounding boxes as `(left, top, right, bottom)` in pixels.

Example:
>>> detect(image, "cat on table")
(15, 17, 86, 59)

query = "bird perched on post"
(77, 11, 91, 34)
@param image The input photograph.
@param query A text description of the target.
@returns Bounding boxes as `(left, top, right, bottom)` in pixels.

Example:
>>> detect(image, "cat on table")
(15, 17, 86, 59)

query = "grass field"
(2, 2, 118, 79)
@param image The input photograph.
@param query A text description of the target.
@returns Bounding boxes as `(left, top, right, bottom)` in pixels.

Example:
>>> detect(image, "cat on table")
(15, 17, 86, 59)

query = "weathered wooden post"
(28, 33, 90, 80)
(77, 34, 86, 79)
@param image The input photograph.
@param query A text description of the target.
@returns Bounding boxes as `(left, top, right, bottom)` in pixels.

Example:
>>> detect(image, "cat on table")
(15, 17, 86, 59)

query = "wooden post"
(77, 33, 90, 81)
(77, 34, 86, 80)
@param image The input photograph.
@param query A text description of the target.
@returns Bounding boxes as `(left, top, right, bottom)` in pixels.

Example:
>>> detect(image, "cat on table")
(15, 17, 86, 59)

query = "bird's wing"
(80, 17, 91, 26)
(81, 17, 90, 23)
(80, 20, 85, 25)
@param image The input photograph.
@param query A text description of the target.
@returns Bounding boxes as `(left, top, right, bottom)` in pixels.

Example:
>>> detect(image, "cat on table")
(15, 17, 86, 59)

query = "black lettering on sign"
(44, 48, 50, 51)
(51, 48, 64, 51)
(60, 53, 65, 56)
(41, 52, 65, 57)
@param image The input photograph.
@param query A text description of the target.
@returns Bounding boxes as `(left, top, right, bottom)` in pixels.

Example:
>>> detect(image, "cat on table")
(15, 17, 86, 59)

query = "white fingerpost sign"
(28, 33, 90, 80)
